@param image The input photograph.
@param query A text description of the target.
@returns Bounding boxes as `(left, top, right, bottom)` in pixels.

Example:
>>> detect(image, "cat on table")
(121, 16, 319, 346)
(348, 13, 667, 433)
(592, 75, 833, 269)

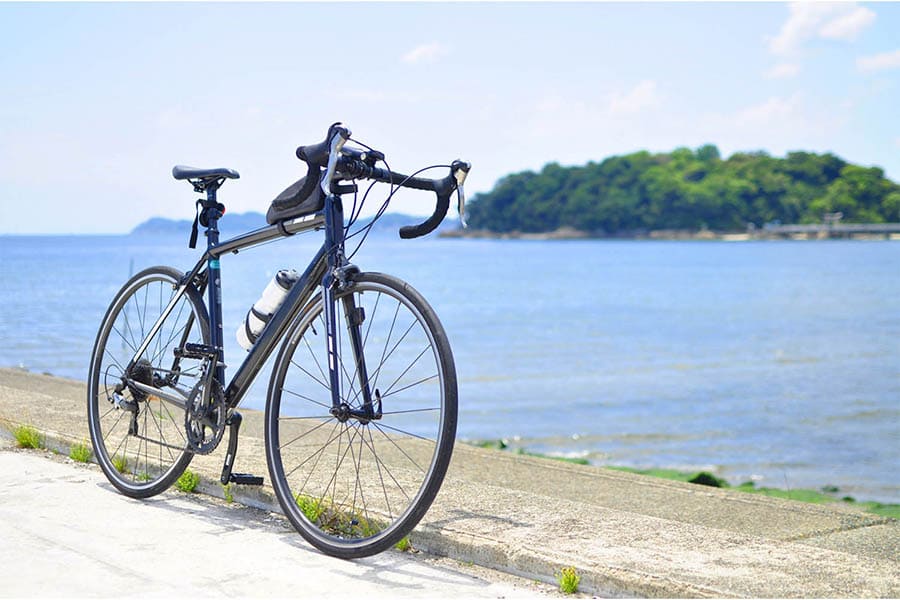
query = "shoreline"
(469, 439, 900, 515)
(6, 365, 898, 507)
(441, 226, 900, 241)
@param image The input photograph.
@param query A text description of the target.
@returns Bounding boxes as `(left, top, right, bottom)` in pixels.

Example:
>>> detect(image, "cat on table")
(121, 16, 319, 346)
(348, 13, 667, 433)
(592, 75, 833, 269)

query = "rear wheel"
(87, 267, 208, 498)
(265, 272, 457, 558)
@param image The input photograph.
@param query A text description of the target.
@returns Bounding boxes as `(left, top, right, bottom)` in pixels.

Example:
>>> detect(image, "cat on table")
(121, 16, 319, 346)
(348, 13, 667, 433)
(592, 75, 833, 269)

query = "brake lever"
(320, 125, 351, 196)
(457, 184, 467, 228)
(452, 161, 471, 228)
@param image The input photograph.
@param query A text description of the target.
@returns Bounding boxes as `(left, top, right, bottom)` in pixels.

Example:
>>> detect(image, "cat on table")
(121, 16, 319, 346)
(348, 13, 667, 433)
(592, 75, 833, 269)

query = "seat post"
(203, 184, 222, 248)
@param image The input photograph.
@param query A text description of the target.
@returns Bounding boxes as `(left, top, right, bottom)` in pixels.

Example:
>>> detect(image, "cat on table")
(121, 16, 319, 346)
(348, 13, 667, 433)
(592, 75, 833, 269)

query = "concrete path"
(1, 368, 898, 597)
(0, 447, 550, 599)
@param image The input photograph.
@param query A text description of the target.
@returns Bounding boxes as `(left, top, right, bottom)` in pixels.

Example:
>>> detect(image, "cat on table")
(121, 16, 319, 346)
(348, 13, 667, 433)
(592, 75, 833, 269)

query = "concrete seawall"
(1, 368, 897, 597)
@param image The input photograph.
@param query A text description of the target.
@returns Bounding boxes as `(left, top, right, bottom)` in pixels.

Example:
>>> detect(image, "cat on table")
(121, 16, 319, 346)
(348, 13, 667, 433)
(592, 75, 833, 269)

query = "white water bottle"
(236, 269, 300, 351)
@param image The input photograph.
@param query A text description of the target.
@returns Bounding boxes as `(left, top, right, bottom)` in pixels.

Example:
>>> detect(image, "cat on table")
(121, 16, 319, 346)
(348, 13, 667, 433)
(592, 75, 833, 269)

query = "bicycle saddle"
(172, 165, 240, 181)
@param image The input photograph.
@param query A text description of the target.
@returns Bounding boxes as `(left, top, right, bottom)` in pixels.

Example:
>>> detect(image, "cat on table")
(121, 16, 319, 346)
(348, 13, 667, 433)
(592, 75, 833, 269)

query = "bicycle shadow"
(92, 479, 520, 595)
(92, 479, 278, 536)
(424, 507, 530, 530)
(276, 532, 506, 593)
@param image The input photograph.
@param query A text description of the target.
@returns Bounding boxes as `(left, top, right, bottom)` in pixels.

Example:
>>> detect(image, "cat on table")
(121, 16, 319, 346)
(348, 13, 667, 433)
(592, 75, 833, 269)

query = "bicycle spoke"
(147, 303, 191, 366)
(295, 420, 341, 497)
(102, 347, 129, 376)
(367, 319, 419, 400)
(361, 290, 380, 350)
(383, 373, 440, 399)
(379, 407, 440, 415)
(343, 318, 420, 408)
(381, 345, 433, 397)
(301, 322, 329, 391)
(290, 358, 331, 392)
(321, 424, 359, 508)
(110, 324, 139, 357)
(280, 417, 337, 453)
(374, 420, 435, 443)
(365, 425, 395, 518)
(279, 415, 335, 420)
(347, 423, 369, 526)
(370, 300, 401, 394)
(281, 387, 331, 411)
(336, 336, 361, 409)
(372, 423, 428, 473)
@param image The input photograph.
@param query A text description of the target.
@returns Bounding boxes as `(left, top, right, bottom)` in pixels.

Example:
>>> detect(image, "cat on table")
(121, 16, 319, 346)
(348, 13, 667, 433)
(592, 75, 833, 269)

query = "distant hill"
(131, 211, 460, 238)
(351, 212, 461, 236)
(131, 212, 267, 237)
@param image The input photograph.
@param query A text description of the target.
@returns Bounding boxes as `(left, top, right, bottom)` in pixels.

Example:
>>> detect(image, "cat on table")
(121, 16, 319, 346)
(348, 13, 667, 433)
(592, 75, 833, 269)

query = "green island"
(464, 146, 900, 236)
(472, 440, 899, 519)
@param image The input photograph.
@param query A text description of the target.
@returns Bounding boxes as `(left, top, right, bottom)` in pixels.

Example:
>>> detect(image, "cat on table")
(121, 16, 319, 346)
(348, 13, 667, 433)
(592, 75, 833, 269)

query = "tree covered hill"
(465, 146, 900, 234)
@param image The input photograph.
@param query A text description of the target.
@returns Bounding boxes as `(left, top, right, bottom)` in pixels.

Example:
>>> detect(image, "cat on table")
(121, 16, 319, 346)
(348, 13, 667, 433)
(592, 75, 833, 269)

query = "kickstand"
(219, 411, 264, 486)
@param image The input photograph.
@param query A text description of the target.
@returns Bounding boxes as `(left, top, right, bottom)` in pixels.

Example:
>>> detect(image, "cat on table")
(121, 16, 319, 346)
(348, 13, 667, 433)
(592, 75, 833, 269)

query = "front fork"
(322, 192, 380, 423)
(323, 265, 382, 424)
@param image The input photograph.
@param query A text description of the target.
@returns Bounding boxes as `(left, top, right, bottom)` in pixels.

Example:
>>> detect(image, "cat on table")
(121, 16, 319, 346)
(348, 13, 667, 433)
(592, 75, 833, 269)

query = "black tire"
(265, 272, 457, 558)
(87, 266, 209, 498)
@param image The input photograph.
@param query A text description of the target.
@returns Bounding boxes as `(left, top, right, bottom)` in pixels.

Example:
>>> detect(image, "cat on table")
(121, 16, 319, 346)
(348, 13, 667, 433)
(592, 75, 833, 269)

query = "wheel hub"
(330, 403, 352, 423)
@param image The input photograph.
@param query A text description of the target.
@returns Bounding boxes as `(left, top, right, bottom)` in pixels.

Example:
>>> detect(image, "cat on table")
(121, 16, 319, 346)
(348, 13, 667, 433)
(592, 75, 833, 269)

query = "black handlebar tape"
(332, 156, 458, 239)
(296, 124, 350, 168)
(399, 192, 451, 239)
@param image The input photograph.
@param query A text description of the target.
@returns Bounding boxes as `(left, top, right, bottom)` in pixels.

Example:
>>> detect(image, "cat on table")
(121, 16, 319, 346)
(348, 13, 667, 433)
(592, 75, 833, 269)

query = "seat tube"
(204, 187, 226, 384)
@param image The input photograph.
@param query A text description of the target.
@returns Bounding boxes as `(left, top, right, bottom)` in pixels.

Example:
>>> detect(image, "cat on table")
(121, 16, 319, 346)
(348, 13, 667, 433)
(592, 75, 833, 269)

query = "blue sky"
(1, 2, 898, 234)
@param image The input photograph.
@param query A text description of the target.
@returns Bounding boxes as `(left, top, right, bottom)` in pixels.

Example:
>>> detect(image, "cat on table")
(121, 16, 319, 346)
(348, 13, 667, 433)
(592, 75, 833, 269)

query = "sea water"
(1, 233, 897, 502)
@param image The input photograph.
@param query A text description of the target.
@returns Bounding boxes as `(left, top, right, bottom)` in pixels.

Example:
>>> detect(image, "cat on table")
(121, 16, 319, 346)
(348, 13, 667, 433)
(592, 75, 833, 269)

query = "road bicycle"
(87, 123, 470, 558)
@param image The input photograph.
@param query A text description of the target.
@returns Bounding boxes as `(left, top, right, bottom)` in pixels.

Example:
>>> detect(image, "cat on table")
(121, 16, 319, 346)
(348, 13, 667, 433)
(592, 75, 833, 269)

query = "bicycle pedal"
(176, 343, 219, 360)
(230, 473, 264, 486)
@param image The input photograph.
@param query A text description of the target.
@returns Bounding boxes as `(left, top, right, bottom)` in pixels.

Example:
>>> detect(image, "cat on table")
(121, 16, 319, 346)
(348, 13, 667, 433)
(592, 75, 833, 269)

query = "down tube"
(224, 244, 328, 408)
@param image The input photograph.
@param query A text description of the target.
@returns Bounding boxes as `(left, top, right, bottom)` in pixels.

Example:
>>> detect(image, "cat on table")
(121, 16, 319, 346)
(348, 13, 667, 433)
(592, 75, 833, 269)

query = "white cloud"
(819, 6, 875, 41)
(764, 63, 801, 79)
(607, 80, 662, 115)
(857, 49, 900, 72)
(329, 88, 424, 104)
(768, 2, 876, 55)
(401, 42, 447, 65)
(736, 94, 803, 127)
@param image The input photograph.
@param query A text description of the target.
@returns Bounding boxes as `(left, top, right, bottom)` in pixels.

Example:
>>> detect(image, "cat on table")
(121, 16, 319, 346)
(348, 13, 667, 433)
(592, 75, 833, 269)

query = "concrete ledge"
(1, 368, 897, 598)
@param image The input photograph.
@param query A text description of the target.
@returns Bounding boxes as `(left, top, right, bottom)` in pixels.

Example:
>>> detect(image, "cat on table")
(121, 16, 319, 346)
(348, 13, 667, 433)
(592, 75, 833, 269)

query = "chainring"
(184, 379, 227, 454)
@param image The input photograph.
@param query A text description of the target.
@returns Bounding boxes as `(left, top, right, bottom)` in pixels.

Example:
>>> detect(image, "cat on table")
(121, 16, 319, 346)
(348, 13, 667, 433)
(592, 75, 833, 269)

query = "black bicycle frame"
(126, 186, 368, 416)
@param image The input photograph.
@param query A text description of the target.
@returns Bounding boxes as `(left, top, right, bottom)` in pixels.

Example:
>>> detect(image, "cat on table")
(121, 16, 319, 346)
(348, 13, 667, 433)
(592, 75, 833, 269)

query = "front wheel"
(265, 272, 458, 558)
